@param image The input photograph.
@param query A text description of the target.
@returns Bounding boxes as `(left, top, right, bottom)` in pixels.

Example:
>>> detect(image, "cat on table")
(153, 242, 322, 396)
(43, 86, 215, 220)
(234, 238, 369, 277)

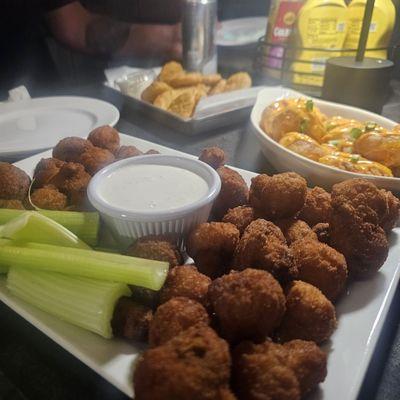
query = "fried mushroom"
(33, 158, 65, 188)
(275, 219, 317, 245)
(87, 125, 120, 154)
(290, 238, 348, 302)
(283, 340, 327, 396)
(127, 235, 183, 268)
(186, 222, 240, 279)
(52, 137, 93, 162)
(0, 162, 30, 200)
(212, 166, 249, 220)
(277, 281, 336, 344)
(222, 206, 256, 234)
(298, 186, 332, 227)
(133, 325, 231, 400)
(199, 146, 227, 169)
(149, 297, 210, 347)
(233, 340, 301, 400)
(115, 145, 143, 159)
(78, 146, 115, 175)
(232, 219, 296, 282)
(249, 173, 307, 220)
(111, 297, 152, 341)
(159, 265, 211, 307)
(208, 269, 286, 344)
(30, 186, 68, 210)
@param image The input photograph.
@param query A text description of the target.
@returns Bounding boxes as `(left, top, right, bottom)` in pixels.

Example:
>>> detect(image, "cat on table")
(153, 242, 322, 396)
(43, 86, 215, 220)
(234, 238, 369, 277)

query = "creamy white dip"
(98, 164, 209, 212)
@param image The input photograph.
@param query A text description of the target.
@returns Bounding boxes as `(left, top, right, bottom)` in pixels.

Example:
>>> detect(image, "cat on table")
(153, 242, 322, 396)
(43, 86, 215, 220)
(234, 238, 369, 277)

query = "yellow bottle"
(343, 0, 396, 59)
(290, 0, 348, 87)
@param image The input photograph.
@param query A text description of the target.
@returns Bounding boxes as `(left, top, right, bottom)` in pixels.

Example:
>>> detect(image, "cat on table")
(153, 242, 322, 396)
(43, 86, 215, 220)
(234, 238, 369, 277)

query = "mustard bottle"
(290, 0, 348, 87)
(343, 0, 396, 59)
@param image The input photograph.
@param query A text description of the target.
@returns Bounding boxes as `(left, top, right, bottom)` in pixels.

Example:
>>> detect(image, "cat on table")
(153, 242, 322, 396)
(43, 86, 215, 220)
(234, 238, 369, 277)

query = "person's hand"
(119, 23, 182, 60)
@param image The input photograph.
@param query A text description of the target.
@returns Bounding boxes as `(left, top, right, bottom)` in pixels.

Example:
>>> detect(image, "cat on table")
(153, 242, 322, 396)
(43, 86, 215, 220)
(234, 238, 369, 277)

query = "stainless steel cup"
(182, 0, 217, 74)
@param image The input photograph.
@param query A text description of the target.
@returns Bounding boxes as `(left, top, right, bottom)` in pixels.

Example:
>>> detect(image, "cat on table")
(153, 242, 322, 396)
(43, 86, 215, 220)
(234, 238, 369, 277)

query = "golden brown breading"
(115, 145, 143, 159)
(233, 340, 301, 400)
(209, 79, 227, 95)
(330, 179, 390, 277)
(30, 186, 68, 211)
(330, 179, 388, 226)
(232, 219, 297, 283)
(159, 265, 211, 307)
(127, 235, 183, 268)
(330, 211, 388, 278)
(168, 90, 197, 118)
(168, 72, 203, 88)
(133, 325, 231, 400)
(141, 81, 172, 103)
(0, 199, 25, 209)
(33, 158, 65, 188)
(111, 297, 152, 341)
(208, 269, 286, 344)
(213, 166, 249, 220)
(199, 146, 227, 169)
(78, 146, 115, 175)
(47, 162, 91, 209)
(290, 238, 348, 301)
(224, 72, 252, 92)
(0, 162, 30, 201)
(186, 222, 240, 278)
(157, 61, 184, 83)
(87, 125, 120, 154)
(298, 186, 332, 227)
(312, 222, 330, 244)
(222, 206, 256, 234)
(149, 297, 210, 347)
(52, 137, 93, 163)
(283, 340, 327, 396)
(202, 73, 222, 86)
(249, 172, 307, 220)
(380, 189, 400, 233)
(275, 219, 317, 245)
(277, 281, 337, 344)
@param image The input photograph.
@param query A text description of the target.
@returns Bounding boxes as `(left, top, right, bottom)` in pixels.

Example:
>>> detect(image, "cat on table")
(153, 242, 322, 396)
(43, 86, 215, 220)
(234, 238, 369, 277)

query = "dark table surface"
(1, 80, 400, 400)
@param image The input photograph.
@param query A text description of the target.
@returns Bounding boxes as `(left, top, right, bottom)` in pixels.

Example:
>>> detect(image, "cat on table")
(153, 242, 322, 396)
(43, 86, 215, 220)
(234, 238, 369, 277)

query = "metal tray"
(104, 79, 263, 135)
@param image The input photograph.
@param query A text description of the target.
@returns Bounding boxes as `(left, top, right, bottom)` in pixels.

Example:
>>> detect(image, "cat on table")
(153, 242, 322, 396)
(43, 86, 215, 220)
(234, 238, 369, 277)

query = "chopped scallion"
(306, 99, 314, 111)
(350, 128, 363, 140)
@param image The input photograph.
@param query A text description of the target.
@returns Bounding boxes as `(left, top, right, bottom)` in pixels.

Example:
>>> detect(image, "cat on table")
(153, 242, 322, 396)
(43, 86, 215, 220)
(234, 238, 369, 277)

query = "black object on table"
(1, 81, 400, 400)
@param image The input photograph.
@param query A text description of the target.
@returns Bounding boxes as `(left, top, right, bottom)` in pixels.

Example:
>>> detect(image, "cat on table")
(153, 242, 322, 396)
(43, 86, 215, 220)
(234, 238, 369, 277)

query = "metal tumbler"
(182, 0, 217, 74)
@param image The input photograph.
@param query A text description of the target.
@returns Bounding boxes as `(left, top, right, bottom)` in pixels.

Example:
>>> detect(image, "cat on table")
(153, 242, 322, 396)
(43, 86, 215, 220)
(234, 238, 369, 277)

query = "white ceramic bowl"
(88, 155, 221, 248)
(250, 86, 400, 192)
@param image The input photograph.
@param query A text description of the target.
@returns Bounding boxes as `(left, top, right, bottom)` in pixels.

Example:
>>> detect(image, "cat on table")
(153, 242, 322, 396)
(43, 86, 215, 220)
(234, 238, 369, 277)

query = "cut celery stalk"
(0, 242, 169, 290)
(7, 268, 130, 338)
(0, 212, 90, 249)
(0, 209, 99, 246)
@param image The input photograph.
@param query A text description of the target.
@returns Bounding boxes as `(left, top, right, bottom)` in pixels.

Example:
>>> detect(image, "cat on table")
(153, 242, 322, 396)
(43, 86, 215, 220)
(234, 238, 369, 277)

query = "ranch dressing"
(98, 164, 209, 212)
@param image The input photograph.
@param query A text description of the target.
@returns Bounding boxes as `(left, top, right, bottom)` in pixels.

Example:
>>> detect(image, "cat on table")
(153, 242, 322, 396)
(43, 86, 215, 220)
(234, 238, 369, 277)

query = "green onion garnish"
(350, 128, 363, 140)
(306, 99, 314, 112)
(350, 155, 360, 163)
(300, 119, 309, 133)
(328, 140, 340, 147)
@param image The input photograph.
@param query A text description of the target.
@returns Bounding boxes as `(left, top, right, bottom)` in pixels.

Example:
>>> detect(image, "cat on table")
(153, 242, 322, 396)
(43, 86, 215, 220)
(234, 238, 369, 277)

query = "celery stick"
(0, 242, 168, 290)
(0, 209, 99, 246)
(7, 268, 130, 338)
(0, 212, 90, 249)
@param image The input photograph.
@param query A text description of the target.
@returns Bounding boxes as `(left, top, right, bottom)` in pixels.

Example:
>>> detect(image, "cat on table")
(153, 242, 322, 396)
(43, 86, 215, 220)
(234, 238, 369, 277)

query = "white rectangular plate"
(1, 133, 400, 400)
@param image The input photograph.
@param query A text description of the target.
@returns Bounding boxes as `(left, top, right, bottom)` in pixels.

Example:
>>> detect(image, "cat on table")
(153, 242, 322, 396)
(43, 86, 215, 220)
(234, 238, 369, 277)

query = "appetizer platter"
(107, 61, 261, 135)
(0, 127, 399, 400)
(251, 87, 400, 191)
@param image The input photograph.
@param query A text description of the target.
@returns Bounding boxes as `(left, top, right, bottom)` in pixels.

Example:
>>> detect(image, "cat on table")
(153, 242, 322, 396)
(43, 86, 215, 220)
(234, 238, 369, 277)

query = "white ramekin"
(87, 154, 221, 248)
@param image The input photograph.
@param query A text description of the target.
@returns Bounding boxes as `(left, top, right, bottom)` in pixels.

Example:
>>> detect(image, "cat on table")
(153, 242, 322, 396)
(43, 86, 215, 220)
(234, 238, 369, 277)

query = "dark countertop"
(1, 80, 400, 400)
